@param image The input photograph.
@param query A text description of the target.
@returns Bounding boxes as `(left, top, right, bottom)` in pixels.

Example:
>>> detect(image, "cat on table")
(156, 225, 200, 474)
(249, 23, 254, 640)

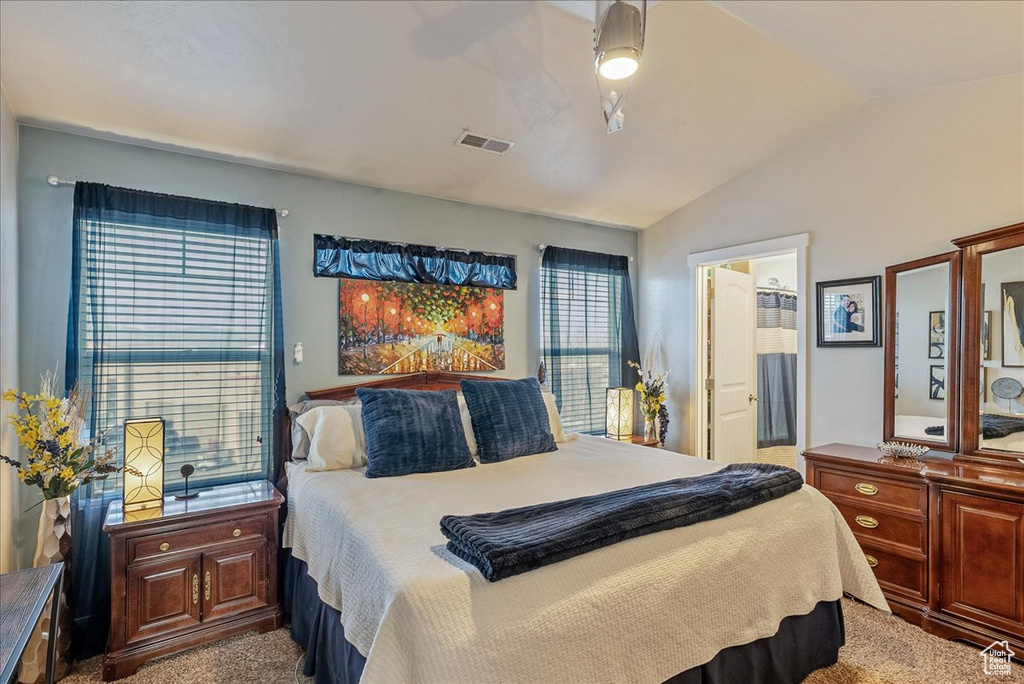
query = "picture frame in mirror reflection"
(928, 310, 945, 359)
(1001, 281, 1024, 368)
(929, 364, 945, 401)
(981, 311, 992, 361)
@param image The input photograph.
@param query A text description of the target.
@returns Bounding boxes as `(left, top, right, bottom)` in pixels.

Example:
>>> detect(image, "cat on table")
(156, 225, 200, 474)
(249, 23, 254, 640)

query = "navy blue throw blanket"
(441, 463, 803, 582)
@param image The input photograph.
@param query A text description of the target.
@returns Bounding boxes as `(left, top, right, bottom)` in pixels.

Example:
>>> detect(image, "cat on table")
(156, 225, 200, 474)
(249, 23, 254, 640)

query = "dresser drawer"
(833, 500, 927, 554)
(859, 542, 928, 604)
(129, 515, 266, 564)
(815, 467, 926, 516)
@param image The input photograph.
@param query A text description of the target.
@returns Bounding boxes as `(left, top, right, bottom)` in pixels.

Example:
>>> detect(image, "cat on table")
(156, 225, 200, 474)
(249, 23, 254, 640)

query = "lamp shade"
(123, 417, 165, 511)
(606, 388, 634, 440)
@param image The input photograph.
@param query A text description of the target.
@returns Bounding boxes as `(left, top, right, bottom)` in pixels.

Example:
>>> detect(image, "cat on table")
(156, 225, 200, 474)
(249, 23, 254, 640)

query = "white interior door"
(710, 266, 757, 463)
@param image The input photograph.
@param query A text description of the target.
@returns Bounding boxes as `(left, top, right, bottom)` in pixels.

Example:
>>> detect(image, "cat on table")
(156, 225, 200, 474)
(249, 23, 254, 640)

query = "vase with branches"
(2, 370, 136, 675)
(628, 360, 670, 444)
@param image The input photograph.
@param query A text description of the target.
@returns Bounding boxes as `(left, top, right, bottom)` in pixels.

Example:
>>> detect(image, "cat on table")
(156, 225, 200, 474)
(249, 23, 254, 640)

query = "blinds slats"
(541, 260, 623, 436)
(78, 215, 274, 485)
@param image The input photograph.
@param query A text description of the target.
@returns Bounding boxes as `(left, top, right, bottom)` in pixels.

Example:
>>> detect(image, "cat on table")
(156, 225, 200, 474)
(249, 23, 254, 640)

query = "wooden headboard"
(304, 371, 506, 401)
(277, 372, 516, 494)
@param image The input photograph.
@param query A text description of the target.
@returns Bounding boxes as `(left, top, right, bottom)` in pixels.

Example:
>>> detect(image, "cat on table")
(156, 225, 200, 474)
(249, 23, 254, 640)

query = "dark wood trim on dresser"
(805, 444, 1024, 657)
(955, 221, 1024, 467)
(882, 251, 961, 452)
(103, 480, 285, 680)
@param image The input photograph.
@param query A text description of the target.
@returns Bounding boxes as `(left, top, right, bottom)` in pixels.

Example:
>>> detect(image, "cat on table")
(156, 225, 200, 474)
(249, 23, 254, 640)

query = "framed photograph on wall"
(928, 311, 945, 359)
(982, 310, 992, 361)
(816, 276, 882, 347)
(929, 364, 945, 401)
(1001, 281, 1024, 368)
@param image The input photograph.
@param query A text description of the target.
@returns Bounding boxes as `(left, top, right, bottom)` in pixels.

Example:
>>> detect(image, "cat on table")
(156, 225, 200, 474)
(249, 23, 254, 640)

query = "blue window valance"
(313, 235, 518, 290)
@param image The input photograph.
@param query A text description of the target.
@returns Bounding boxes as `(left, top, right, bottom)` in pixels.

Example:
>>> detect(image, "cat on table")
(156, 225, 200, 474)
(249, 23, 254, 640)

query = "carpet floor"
(61, 599, 1020, 684)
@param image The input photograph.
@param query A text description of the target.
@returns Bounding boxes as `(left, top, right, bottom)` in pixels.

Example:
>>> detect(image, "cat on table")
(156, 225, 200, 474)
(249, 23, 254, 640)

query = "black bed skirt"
(282, 550, 844, 684)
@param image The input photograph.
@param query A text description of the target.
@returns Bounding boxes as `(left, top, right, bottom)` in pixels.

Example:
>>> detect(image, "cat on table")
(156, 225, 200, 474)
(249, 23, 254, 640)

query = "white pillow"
(295, 406, 362, 471)
(342, 404, 369, 466)
(542, 392, 576, 443)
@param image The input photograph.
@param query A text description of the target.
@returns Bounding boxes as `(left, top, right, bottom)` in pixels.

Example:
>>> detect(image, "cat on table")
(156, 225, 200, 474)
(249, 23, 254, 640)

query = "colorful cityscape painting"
(338, 279, 505, 374)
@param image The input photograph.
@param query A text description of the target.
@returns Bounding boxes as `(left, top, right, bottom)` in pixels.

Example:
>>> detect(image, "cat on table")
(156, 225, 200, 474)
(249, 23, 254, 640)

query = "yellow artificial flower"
(2, 389, 15, 402)
(60, 467, 75, 481)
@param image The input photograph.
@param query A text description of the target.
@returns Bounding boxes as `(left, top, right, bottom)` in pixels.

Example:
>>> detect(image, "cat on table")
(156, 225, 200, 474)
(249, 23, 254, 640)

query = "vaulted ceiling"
(1, 1, 1020, 229)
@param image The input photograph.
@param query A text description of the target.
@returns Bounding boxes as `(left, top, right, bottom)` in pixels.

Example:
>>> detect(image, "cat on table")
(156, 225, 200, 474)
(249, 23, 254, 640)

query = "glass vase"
(644, 418, 657, 443)
(19, 495, 72, 683)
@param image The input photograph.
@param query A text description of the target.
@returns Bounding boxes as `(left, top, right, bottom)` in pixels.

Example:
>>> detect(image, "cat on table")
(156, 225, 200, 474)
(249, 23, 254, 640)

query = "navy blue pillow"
(460, 378, 557, 463)
(356, 388, 475, 478)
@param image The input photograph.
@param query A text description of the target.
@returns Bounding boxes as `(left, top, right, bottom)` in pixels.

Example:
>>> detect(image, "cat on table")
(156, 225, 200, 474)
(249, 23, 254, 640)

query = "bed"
(281, 373, 887, 684)
(895, 413, 1024, 452)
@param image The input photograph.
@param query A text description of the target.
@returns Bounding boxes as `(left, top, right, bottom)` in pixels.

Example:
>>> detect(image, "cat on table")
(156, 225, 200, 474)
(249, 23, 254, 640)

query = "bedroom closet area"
(701, 252, 799, 468)
(753, 255, 799, 468)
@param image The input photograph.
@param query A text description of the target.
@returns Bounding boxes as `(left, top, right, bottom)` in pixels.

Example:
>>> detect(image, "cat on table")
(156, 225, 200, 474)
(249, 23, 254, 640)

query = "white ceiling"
(714, 0, 1024, 97)
(1, 1, 1020, 229)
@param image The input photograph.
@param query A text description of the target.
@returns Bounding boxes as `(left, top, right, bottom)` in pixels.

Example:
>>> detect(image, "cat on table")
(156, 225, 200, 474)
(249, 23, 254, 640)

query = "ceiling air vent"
(454, 131, 516, 156)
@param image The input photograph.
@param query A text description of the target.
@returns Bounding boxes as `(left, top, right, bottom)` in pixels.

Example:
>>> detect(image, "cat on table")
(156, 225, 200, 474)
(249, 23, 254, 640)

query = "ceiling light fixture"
(594, 0, 646, 133)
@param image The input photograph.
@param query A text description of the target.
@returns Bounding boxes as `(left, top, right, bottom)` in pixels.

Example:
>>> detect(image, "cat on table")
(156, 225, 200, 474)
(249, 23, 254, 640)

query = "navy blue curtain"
(540, 246, 640, 435)
(65, 182, 286, 658)
(313, 235, 517, 290)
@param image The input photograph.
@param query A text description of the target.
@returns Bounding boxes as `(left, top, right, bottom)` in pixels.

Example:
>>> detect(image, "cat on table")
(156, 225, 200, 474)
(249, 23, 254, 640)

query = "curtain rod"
(537, 243, 635, 262)
(45, 175, 290, 218)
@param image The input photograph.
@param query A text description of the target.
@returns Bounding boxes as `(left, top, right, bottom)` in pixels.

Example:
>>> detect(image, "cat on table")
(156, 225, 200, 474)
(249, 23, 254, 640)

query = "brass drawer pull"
(864, 554, 878, 568)
(854, 482, 878, 496)
(855, 515, 879, 529)
(204, 571, 211, 601)
(192, 574, 199, 604)
(159, 542, 170, 552)
(232, 528, 242, 537)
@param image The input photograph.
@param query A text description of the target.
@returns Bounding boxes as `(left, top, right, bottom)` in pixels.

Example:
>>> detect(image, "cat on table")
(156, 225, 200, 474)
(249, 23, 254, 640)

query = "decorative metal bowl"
(875, 441, 930, 459)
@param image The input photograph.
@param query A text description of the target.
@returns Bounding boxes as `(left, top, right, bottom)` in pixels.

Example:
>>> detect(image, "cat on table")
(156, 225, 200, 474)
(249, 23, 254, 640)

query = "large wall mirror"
(884, 252, 960, 451)
(957, 222, 1024, 463)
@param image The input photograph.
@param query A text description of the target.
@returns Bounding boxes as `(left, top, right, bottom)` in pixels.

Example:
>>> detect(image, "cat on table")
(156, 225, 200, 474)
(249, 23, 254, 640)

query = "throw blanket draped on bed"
(441, 463, 803, 581)
(925, 413, 1024, 438)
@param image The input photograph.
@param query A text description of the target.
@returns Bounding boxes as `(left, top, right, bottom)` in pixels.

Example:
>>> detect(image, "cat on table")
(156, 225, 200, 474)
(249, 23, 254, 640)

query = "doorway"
(689, 234, 810, 468)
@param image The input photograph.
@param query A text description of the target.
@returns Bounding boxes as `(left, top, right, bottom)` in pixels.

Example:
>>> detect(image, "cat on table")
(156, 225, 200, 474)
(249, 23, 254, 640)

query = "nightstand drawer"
(129, 515, 266, 563)
(815, 467, 926, 516)
(833, 500, 927, 554)
(859, 542, 927, 603)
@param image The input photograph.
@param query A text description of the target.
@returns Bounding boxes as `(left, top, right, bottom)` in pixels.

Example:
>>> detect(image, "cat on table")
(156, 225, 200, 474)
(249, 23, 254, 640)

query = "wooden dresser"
(805, 443, 1024, 655)
(102, 480, 285, 680)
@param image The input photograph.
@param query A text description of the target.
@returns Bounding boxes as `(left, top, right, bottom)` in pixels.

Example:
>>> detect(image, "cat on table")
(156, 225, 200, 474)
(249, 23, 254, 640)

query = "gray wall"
(639, 74, 1023, 457)
(1, 90, 20, 572)
(15, 126, 638, 566)
(894, 264, 949, 419)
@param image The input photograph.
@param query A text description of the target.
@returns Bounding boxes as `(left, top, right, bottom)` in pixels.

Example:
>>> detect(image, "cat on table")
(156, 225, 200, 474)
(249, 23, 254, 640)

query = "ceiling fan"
(594, 0, 647, 133)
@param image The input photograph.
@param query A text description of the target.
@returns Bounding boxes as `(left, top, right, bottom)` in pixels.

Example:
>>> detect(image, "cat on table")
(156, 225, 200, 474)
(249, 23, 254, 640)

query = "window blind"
(72, 190, 278, 490)
(540, 247, 639, 436)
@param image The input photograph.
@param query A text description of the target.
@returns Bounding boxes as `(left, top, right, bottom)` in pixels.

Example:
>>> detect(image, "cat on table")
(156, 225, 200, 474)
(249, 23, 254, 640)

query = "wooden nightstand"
(102, 480, 284, 680)
(631, 436, 660, 447)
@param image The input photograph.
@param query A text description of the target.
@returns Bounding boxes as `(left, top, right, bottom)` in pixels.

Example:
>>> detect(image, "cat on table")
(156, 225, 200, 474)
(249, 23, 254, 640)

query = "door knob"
(749, 394, 759, 402)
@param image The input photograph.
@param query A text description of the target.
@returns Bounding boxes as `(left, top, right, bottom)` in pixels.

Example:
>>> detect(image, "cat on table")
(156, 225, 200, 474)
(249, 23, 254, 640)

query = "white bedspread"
(284, 436, 887, 684)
